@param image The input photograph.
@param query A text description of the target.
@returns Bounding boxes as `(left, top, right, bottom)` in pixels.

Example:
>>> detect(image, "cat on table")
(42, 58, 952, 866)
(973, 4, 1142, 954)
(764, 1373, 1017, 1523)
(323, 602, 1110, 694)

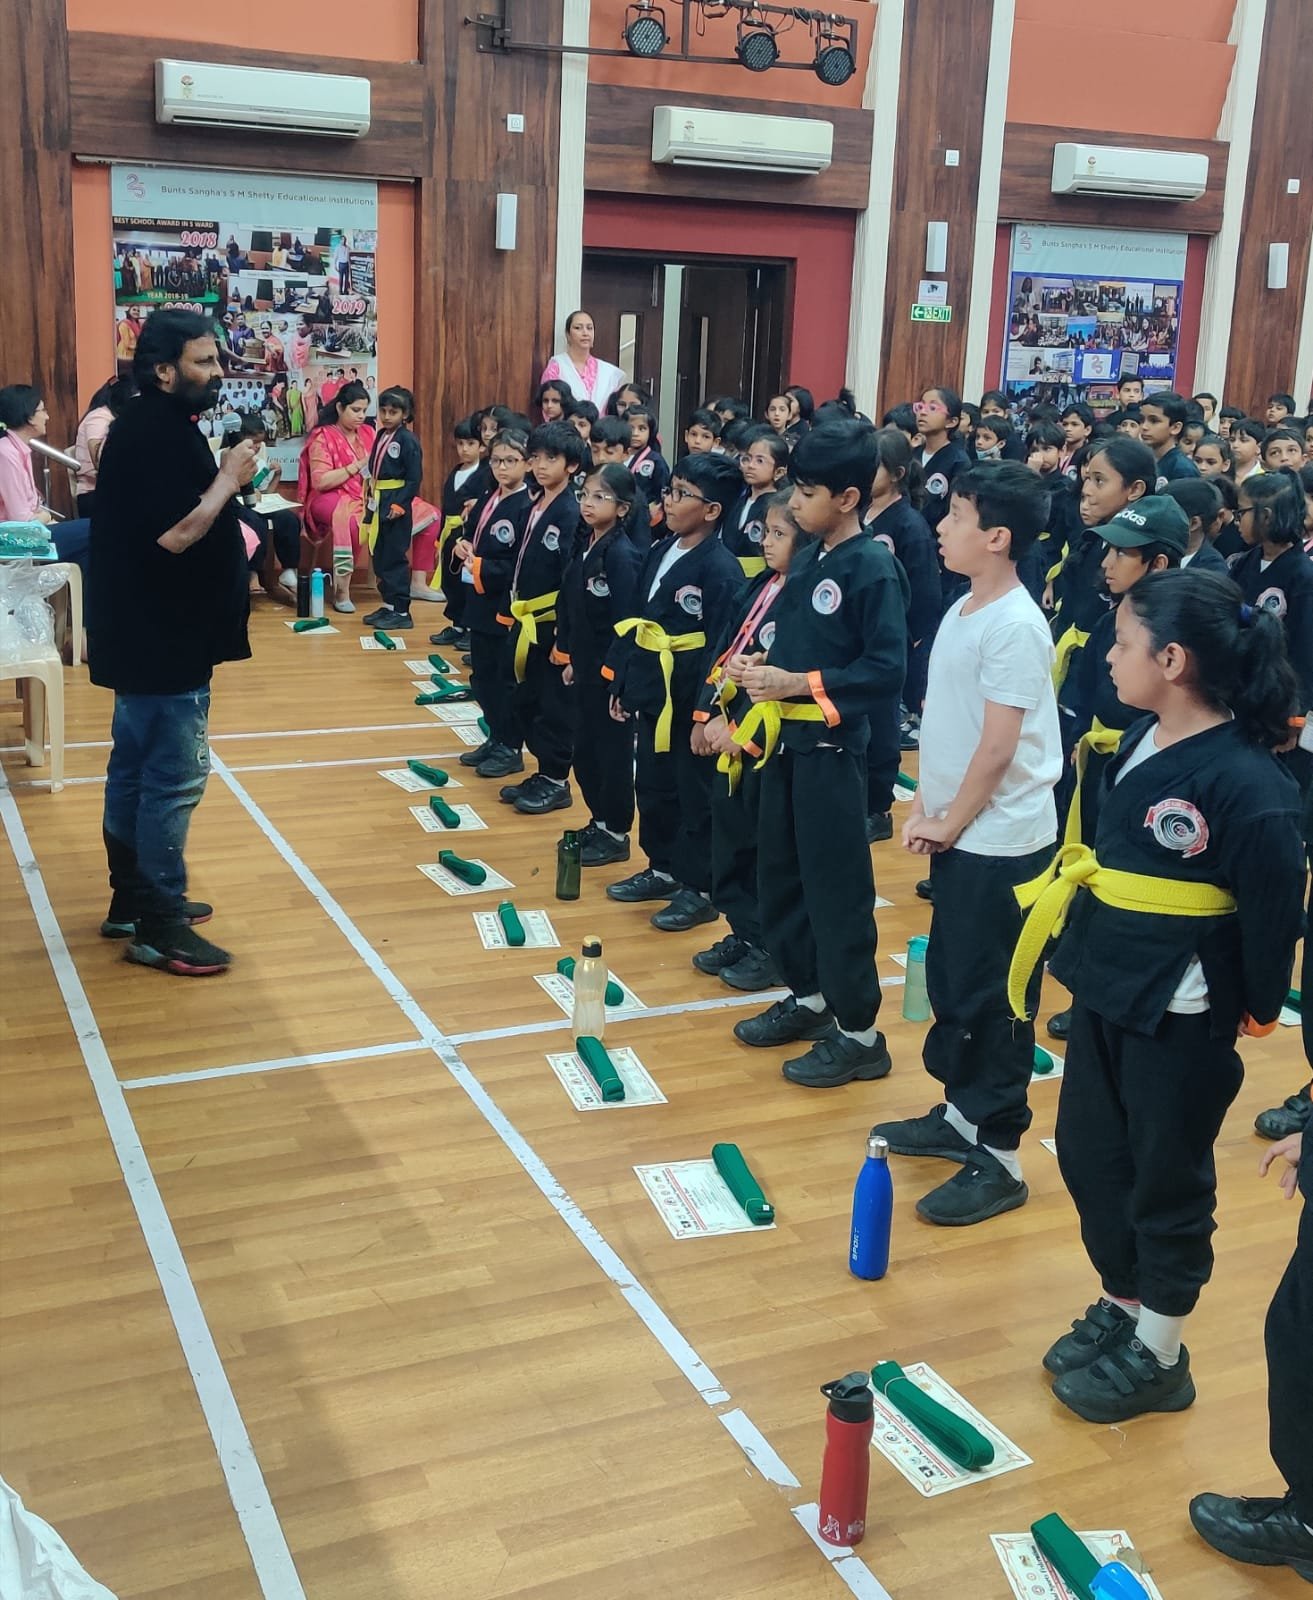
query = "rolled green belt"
(576, 1034, 625, 1101)
(438, 849, 486, 885)
(1287, 988, 1302, 1013)
(415, 691, 448, 705)
(373, 630, 398, 650)
(406, 759, 449, 786)
(1030, 1514, 1100, 1600)
(1033, 1045, 1056, 1075)
(477, 716, 490, 737)
(712, 1142, 773, 1224)
(555, 957, 624, 1008)
(429, 796, 461, 828)
(425, 676, 470, 697)
(896, 771, 919, 792)
(497, 900, 526, 945)
(292, 617, 330, 632)
(428, 654, 455, 675)
(870, 1360, 995, 1469)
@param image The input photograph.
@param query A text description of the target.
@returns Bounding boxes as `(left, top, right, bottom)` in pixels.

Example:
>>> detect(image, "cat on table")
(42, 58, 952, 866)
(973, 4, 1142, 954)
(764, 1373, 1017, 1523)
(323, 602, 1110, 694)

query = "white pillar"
(1295, 233, 1313, 410)
(554, 0, 590, 340)
(961, 0, 1015, 401)
(844, 0, 905, 414)
(1194, 0, 1268, 399)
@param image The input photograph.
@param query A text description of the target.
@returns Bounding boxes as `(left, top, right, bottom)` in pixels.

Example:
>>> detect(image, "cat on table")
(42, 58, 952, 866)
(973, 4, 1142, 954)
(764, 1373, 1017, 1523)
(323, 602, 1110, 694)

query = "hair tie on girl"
(1238, 603, 1255, 627)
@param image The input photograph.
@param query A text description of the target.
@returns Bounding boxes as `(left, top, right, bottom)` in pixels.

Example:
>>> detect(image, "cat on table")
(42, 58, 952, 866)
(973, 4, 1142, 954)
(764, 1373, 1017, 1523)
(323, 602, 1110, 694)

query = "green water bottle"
(556, 829, 582, 900)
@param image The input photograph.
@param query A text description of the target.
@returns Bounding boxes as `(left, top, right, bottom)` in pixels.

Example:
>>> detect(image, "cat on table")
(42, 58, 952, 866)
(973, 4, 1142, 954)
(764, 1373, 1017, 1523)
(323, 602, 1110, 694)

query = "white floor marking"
(0, 770, 305, 1600)
(448, 988, 790, 1045)
(718, 1409, 801, 1489)
(122, 1039, 424, 1091)
(790, 1505, 897, 1600)
(0, 720, 441, 757)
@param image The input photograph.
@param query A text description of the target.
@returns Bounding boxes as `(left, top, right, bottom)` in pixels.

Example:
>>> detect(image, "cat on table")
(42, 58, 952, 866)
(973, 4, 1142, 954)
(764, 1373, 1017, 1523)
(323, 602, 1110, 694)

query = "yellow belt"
(1061, 720, 1123, 846)
(736, 554, 767, 578)
(429, 513, 466, 590)
(362, 478, 406, 553)
(1051, 623, 1089, 692)
(717, 698, 825, 793)
(613, 618, 706, 752)
(508, 591, 560, 681)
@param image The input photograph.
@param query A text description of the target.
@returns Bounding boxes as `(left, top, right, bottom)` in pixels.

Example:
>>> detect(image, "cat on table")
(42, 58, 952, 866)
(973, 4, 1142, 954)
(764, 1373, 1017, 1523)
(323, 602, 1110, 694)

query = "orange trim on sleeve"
(808, 669, 840, 728)
(496, 612, 513, 628)
(692, 708, 711, 723)
(600, 663, 616, 682)
(550, 647, 570, 666)
(471, 557, 485, 595)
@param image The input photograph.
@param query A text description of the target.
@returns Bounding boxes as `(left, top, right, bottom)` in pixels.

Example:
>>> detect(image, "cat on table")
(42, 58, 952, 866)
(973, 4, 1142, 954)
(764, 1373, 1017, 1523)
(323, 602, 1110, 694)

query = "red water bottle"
(817, 1371, 875, 1547)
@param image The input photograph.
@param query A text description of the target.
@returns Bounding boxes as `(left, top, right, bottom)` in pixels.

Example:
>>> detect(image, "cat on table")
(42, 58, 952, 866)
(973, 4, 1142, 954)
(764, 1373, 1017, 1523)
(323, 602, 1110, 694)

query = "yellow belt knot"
(613, 618, 706, 751)
(429, 513, 466, 589)
(509, 591, 560, 680)
(362, 478, 407, 553)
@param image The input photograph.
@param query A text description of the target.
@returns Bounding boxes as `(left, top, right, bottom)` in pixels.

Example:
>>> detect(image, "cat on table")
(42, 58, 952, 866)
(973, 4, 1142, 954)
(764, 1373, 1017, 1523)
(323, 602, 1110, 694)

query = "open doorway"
(582, 251, 788, 432)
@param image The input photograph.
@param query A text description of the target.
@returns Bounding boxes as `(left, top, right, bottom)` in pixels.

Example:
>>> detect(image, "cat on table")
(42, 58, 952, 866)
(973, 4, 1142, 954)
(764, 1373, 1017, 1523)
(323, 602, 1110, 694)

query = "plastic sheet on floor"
(1, 1478, 116, 1600)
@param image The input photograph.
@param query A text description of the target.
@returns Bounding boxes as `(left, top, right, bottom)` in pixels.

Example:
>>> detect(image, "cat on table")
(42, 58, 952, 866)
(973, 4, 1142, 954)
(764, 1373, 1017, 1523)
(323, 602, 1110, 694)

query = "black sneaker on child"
(126, 924, 232, 977)
(1052, 1336, 1195, 1423)
(607, 868, 677, 902)
(734, 995, 836, 1048)
(869, 1104, 973, 1163)
(915, 1149, 1028, 1226)
(475, 744, 525, 780)
(101, 899, 213, 939)
(1047, 1007, 1072, 1040)
(692, 934, 749, 976)
(1188, 1490, 1313, 1582)
(499, 777, 531, 803)
(581, 827, 631, 867)
(362, 606, 391, 627)
(865, 811, 893, 843)
(374, 609, 413, 630)
(514, 776, 572, 815)
(1042, 1298, 1136, 1376)
(915, 877, 934, 902)
(429, 626, 462, 645)
(460, 738, 494, 768)
(1255, 1081, 1312, 1139)
(720, 946, 781, 992)
(782, 1031, 892, 1088)
(651, 888, 718, 932)
(460, 651, 474, 666)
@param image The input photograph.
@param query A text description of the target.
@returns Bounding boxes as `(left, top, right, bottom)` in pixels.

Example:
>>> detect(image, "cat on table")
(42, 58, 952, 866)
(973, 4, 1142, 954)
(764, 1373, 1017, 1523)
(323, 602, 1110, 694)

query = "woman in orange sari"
(298, 381, 374, 611)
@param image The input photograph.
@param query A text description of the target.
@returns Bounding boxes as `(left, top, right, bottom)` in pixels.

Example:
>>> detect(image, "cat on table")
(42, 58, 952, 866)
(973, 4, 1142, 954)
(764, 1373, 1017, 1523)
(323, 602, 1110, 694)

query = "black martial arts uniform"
(366, 424, 423, 614)
(721, 488, 772, 579)
(463, 484, 532, 751)
(502, 489, 581, 781)
(438, 460, 492, 629)
(1232, 541, 1313, 794)
(865, 498, 935, 817)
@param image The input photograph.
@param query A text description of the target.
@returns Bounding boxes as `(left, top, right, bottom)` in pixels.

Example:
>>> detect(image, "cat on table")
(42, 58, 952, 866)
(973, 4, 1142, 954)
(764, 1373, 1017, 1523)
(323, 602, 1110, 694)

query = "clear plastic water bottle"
(902, 934, 931, 1022)
(309, 569, 325, 619)
(849, 1134, 894, 1280)
(572, 937, 607, 1043)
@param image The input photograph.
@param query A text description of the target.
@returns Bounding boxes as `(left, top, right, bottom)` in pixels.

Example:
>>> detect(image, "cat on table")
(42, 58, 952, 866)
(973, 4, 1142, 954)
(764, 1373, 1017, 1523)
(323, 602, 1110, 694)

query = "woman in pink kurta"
(297, 380, 375, 612)
(538, 309, 626, 415)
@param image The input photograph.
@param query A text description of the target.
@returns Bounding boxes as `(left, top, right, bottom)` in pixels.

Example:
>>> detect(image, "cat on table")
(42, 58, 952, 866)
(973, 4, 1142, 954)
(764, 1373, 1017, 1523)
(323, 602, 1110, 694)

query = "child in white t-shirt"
(872, 461, 1061, 1228)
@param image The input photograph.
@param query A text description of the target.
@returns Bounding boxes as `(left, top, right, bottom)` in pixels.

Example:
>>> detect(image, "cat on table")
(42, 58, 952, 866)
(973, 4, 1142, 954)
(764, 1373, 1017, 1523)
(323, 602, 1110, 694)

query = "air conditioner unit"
(1051, 142, 1208, 202)
(155, 60, 371, 139)
(652, 105, 833, 176)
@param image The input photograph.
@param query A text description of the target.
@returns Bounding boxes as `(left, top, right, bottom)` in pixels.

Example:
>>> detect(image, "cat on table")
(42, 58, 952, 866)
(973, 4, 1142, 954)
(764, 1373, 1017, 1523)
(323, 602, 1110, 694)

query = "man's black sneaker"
(692, 934, 749, 976)
(651, 888, 718, 932)
(735, 996, 836, 1048)
(475, 744, 525, 780)
(362, 606, 391, 626)
(459, 738, 494, 768)
(721, 946, 781, 992)
(1042, 1298, 1137, 1376)
(1052, 1336, 1195, 1423)
(1047, 1007, 1072, 1040)
(915, 878, 933, 902)
(126, 925, 232, 977)
(869, 1104, 973, 1163)
(607, 868, 678, 902)
(915, 1149, 1028, 1226)
(1189, 1491, 1313, 1582)
(429, 626, 463, 645)
(581, 828, 630, 867)
(1255, 1081, 1312, 1139)
(101, 899, 213, 939)
(514, 777, 572, 815)
(782, 1031, 892, 1088)
(865, 811, 893, 844)
(374, 609, 413, 630)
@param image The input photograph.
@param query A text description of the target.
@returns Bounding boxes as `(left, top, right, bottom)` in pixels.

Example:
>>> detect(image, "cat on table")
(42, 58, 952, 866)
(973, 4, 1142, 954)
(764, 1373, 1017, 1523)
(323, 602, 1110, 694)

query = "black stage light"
(624, 1, 669, 57)
(814, 31, 856, 86)
(736, 18, 779, 72)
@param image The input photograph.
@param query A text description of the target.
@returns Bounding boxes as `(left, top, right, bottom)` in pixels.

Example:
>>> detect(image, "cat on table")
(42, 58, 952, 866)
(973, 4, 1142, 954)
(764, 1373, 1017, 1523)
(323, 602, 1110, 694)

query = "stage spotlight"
(736, 18, 779, 72)
(624, 1, 669, 57)
(814, 29, 856, 86)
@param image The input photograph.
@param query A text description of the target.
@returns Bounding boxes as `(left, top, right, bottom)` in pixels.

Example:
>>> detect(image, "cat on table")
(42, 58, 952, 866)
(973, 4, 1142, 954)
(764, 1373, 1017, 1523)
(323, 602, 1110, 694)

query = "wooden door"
(677, 264, 787, 419)
(580, 253, 665, 402)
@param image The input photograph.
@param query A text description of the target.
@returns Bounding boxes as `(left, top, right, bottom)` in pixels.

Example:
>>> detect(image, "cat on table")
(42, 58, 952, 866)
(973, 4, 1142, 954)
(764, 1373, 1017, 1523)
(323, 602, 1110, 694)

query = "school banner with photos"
(1003, 224, 1189, 417)
(110, 164, 379, 468)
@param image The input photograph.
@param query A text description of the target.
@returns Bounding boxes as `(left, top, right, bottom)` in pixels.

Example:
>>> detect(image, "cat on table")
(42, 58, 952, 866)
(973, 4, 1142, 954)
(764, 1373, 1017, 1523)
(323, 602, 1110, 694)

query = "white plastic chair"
(46, 563, 83, 667)
(0, 646, 64, 791)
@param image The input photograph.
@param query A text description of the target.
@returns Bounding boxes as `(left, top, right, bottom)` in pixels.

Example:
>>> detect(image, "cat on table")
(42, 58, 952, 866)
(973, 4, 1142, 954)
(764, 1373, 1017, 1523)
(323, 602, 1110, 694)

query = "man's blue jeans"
(102, 688, 210, 931)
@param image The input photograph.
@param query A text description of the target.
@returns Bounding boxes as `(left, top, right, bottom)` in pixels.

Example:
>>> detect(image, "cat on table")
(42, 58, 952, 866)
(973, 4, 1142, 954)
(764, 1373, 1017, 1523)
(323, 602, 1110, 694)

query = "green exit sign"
(911, 303, 953, 323)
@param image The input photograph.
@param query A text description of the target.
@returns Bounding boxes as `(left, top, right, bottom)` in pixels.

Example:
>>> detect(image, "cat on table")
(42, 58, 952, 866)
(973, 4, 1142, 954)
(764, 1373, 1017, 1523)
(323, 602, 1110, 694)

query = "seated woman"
(0, 384, 91, 576)
(224, 415, 301, 597)
(297, 379, 374, 612)
(72, 375, 136, 517)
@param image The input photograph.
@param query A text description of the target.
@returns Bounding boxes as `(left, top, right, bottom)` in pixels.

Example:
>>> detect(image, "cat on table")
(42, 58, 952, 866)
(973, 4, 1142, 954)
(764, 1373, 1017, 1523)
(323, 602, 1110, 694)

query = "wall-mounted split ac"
(155, 60, 372, 139)
(1050, 142, 1208, 202)
(651, 105, 834, 176)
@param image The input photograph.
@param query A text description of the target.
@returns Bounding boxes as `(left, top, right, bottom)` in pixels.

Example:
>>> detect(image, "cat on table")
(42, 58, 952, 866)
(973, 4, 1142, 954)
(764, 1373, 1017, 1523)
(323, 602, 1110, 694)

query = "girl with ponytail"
(1231, 468, 1313, 731)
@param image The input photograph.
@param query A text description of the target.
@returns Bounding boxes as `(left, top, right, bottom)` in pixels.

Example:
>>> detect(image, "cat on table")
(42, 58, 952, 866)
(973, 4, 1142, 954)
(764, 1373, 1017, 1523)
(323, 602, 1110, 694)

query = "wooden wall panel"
(999, 124, 1229, 236)
(584, 84, 874, 212)
(877, 0, 993, 411)
(1225, 0, 1313, 411)
(1, 0, 78, 468)
(67, 34, 427, 180)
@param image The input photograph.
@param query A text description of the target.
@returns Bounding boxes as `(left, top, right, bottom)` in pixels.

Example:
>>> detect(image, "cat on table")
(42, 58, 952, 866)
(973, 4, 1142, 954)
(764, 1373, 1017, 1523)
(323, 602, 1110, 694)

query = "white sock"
(1136, 1307, 1185, 1367)
(796, 992, 828, 1013)
(599, 824, 625, 839)
(841, 1026, 879, 1048)
(540, 775, 565, 790)
(944, 1103, 979, 1145)
(984, 1144, 1023, 1182)
(1106, 1295, 1141, 1320)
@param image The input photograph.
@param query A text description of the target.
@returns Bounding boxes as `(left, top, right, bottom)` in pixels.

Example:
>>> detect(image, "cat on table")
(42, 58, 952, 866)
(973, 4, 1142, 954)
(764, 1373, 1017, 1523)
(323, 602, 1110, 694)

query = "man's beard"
(177, 377, 223, 412)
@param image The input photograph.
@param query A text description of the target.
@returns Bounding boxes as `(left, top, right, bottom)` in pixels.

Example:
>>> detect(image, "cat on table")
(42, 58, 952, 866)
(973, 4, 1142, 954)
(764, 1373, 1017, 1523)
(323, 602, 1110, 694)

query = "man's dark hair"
(952, 460, 1048, 563)
(1142, 390, 1190, 430)
(686, 406, 722, 437)
(672, 451, 747, 529)
(790, 420, 881, 516)
(132, 310, 217, 389)
(591, 416, 633, 451)
(527, 419, 588, 469)
(0, 384, 43, 430)
(1162, 476, 1222, 527)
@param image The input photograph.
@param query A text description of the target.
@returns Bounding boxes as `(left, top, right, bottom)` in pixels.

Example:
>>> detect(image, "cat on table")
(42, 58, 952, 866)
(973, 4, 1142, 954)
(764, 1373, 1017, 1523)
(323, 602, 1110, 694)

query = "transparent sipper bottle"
(571, 937, 608, 1042)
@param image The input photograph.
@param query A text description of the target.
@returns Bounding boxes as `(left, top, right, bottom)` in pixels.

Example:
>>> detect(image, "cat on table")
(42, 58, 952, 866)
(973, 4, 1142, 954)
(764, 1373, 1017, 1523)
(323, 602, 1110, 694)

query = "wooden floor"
(0, 589, 1305, 1600)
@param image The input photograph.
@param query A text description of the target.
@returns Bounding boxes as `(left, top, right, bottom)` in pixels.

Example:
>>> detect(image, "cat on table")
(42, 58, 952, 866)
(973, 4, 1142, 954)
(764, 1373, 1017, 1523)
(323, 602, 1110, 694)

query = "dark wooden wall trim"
(584, 83, 874, 212)
(1226, 0, 1313, 409)
(999, 124, 1229, 235)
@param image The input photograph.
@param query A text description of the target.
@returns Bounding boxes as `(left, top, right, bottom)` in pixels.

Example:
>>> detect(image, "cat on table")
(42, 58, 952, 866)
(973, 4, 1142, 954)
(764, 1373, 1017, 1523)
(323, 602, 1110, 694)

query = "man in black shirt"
(89, 310, 259, 975)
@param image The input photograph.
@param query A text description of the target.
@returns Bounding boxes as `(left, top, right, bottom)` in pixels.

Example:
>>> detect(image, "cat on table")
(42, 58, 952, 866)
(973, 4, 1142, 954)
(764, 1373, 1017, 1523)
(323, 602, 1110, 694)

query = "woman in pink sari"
(298, 381, 374, 611)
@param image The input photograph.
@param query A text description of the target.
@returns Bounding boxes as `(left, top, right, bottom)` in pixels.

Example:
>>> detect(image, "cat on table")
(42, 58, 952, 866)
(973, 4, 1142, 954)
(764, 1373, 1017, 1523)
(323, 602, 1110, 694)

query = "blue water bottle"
(849, 1134, 894, 1280)
(309, 569, 325, 619)
(902, 934, 931, 1022)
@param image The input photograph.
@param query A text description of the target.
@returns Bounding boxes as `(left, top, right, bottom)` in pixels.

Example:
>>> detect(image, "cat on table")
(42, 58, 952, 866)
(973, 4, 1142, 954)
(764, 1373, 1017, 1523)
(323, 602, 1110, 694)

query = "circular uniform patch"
(1255, 585, 1288, 618)
(543, 527, 560, 552)
(746, 519, 764, 546)
(759, 620, 776, 651)
(387, 440, 402, 458)
(1155, 474, 1169, 493)
(586, 575, 610, 598)
(636, 459, 654, 478)
(926, 472, 949, 499)
(812, 577, 842, 615)
(872, 532, 895, 554)
(491, 519, 515, 545)
(676, 584, 702, 617)
(1145, 798, 1209, 859)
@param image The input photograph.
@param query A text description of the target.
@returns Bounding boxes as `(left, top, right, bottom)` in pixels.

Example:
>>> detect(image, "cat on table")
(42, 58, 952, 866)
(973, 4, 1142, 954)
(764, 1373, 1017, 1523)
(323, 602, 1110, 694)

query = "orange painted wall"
(588, 0, 875, 110)
(1009, 0, 1237, 138)
(66, 0, 419, 62)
